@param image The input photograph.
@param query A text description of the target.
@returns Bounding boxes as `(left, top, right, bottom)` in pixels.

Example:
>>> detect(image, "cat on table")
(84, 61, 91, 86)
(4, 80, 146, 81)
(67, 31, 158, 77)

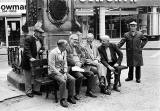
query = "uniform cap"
(129, 21, 137, 25)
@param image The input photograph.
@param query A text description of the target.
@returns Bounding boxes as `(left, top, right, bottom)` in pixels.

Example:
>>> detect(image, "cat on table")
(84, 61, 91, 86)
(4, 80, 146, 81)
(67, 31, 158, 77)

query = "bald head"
(101, 35, 110, 41)
(101, 35, 110, 47)
(87, 33, 94, 39)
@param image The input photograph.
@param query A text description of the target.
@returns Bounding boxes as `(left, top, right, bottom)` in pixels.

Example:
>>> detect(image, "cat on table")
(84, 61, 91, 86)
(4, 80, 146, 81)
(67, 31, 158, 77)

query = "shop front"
(74, 0, 160, 39)
(0, 0, 26, 47)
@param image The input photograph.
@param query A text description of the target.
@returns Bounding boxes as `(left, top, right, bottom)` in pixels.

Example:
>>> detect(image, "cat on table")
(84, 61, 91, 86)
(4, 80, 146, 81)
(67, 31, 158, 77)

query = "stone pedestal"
(7, 71, 25, 91)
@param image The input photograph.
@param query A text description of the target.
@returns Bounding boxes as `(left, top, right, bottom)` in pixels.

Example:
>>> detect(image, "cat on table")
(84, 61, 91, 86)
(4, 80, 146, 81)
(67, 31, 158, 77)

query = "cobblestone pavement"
(0, 50, 160, 111)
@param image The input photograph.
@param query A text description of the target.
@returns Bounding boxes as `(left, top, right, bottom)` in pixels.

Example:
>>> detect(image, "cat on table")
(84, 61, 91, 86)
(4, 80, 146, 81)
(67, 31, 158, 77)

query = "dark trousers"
(107, 62, 119, 86)
(69, 71, 83, 95)
(70, 71, 96, 94)
(23, 69, 41, 94)
(128, 66, 141, 80)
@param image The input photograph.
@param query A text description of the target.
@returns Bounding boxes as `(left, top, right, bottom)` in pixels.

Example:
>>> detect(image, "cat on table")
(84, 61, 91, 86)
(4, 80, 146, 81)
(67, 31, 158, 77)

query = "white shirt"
(106, 47, 112, 62)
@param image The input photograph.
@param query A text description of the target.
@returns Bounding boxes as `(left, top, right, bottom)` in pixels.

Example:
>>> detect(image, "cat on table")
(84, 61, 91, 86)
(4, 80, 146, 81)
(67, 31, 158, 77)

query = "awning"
(75, 9, 138, 16)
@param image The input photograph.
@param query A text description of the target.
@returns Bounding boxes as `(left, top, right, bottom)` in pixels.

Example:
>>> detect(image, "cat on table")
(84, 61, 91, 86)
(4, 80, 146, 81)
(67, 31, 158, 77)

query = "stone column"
(152, 6, 158, 35)
(99, 7, 106, 39)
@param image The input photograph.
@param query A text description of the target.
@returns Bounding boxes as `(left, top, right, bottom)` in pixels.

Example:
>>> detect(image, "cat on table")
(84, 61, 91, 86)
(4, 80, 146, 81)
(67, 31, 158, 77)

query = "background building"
(0, 0, 26, 47)
(74, 0, 160, 39)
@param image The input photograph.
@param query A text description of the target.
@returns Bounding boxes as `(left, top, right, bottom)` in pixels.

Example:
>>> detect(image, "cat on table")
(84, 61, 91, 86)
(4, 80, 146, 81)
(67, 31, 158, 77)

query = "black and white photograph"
(0, 0, 160, 111)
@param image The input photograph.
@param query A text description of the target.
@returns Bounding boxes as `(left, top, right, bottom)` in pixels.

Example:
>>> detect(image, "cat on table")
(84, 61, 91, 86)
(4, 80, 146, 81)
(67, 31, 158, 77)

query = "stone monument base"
(7, 71, 25, 91)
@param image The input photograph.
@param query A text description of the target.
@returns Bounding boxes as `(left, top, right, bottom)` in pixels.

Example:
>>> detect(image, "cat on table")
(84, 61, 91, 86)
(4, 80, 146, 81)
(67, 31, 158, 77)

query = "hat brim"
(35, 28, 44, 33)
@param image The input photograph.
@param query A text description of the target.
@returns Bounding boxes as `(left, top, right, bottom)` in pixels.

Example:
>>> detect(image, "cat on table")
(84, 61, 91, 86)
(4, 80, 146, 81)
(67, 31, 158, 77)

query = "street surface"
(0, 50, 160, 111)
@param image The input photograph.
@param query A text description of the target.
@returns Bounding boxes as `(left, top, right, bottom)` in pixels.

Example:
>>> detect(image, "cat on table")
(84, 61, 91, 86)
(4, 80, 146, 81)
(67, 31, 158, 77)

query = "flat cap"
(34, 22, 44, 33)
(129, 21, 137, 25)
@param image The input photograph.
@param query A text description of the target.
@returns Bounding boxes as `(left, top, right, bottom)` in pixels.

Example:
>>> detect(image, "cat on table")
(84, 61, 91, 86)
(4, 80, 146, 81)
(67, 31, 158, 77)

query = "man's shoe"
(60, 99, 68, 107)
(67, 97, 76, 104)
(101, 88, 111, 95)
(33, 91, 42, 95)
(26, 93, 34, 98)
(86, 91, 97, 98)
(74, 95, 81, 100)
(136, 80, 141, 83)
(125, 78, 133, 81)
(113, 86, 120, 92)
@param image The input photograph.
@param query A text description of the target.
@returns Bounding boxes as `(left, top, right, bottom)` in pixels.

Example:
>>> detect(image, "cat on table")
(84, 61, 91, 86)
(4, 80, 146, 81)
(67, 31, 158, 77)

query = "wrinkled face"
(87, 36, 94, 44)
(70, 35, 79, 46)
(101, 38, 110, 47)
(130, 24, 137, 32)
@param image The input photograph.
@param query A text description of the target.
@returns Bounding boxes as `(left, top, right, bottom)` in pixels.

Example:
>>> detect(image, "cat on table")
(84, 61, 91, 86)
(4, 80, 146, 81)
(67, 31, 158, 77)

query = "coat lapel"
(101, 45, 108, 61)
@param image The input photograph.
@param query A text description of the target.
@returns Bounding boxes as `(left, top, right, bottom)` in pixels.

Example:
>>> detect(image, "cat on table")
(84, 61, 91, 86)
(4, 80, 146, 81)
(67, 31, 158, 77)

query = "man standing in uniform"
(117, 21, 148, 83)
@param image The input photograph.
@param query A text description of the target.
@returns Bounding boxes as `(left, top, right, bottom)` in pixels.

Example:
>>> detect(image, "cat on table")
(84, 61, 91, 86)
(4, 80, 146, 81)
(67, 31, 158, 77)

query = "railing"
(8, 46, 23, 74)
(8, 47, 48, 74)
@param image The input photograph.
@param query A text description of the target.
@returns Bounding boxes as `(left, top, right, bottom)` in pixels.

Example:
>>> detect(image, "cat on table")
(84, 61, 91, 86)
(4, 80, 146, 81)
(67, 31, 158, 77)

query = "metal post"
(120, 8, 122, 38)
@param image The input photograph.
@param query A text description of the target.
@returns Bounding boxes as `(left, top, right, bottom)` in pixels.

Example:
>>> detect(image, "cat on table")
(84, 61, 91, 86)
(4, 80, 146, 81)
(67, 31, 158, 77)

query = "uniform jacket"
(21, 35, 44, 70)
(117, 31, 148, 66)
(98, 43, 123, 68)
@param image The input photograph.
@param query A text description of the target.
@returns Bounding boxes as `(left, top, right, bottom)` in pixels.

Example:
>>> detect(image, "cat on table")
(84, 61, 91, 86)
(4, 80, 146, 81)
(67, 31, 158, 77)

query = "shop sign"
(78, 0, 137, 3)
(75, 0, 137, 8)
(0, 2, 26, 14)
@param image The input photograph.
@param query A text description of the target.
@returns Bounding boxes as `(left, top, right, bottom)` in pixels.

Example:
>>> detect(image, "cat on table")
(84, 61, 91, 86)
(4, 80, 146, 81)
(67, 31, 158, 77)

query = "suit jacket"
(84, 43, 100, 61)
(21, 35, 44, 70)
(66, 44, 86, 66)
(98, 43, 123, 68)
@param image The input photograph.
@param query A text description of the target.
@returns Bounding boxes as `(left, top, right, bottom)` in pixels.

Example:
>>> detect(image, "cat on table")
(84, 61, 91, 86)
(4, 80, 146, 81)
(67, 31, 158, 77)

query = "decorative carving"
(27, 0, 38, 26)
(47, 0, 69, 27)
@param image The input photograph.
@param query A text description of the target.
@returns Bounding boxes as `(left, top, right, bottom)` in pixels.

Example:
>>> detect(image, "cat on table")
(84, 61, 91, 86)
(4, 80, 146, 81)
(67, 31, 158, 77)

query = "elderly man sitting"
(83, 33, 109, 94)
(66, 34, 97, 99)
(48, 40, 76, 108)
(98, 35, 123, 94)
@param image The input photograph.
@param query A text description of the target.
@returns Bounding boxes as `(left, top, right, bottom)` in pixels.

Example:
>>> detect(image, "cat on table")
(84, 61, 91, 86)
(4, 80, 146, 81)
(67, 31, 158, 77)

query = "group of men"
(21, 21, 148, 108)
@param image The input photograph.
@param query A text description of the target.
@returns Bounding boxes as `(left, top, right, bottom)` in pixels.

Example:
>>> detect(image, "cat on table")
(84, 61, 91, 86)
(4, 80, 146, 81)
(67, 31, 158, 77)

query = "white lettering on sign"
(79, 0, 136, 2)
(114, 0, 122, 2)
(88, 0, 94, 2)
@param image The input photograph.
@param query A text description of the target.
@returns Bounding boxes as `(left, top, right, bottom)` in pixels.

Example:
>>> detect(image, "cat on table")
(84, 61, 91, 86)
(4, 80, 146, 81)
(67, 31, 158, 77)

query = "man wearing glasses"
(117, 21, 148, 83)
(67, 34, 97, 99)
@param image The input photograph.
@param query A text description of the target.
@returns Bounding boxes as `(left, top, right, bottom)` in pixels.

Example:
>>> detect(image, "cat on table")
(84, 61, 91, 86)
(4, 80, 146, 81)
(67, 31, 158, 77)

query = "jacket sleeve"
(113, 44, 123, 65)
(23, 37, 33, 60)
(140, 34, 148, 48)
(98, 46, 109, 68)
(117, 35, 126, 48)
(66, 46, 76, 66)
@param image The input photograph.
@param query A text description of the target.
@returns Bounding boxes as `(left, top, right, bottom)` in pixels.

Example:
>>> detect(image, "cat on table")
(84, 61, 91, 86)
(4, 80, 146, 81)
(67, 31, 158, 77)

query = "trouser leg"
(128, 66, 134, 79)
(83, 71, 95, 92)
(70, 71, 83, 95)
(67, 74, 75, 97)
(24, 69, 32, 94)
(50, 74, 67, 99)
(135, 66, 141, 80)
(106, 69, 111, 86)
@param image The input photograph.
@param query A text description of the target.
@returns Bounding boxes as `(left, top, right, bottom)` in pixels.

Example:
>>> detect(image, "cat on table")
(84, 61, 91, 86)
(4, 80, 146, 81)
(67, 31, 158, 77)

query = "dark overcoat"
(21, 35, 44, 70)
(117, 31, 148, 66)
